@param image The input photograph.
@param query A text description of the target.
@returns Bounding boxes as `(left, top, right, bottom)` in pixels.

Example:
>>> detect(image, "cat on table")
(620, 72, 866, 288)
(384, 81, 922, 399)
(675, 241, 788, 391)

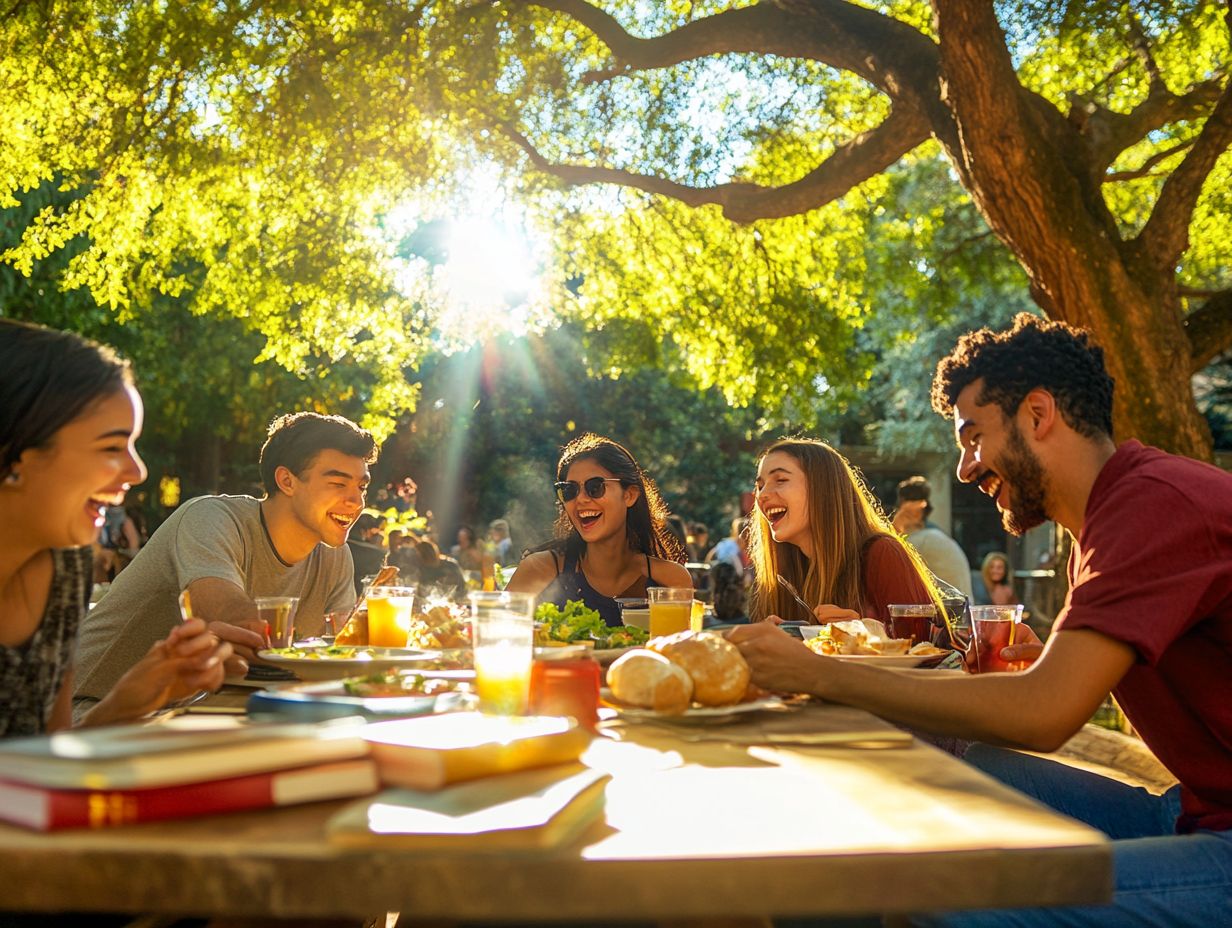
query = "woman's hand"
(813, 604, 861, 624)
(80, 619, 233, 726)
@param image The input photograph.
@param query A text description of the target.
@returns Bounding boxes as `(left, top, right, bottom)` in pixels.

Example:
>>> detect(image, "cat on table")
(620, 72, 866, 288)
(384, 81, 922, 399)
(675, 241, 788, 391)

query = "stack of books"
(0, 712, 607, 845)
(333, 713, 607, 850)
(0, 718, 377, 831)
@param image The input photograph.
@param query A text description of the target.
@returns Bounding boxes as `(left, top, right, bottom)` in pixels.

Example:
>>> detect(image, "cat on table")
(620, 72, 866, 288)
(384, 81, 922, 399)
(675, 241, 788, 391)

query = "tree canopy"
(2, 1, 1229, 458)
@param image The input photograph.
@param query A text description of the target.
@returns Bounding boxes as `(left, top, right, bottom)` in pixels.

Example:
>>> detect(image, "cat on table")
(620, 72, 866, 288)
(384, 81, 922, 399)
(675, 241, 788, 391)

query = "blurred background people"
(981, 551, 1017, 605)
(688, 521, 710, 563)
(346, 512, 388, 595)
(706, 516, 748, 572)
(489, 518, 513, 567)
(892, 475, 974, 603)
(415, 539, 466, 602)
(709, 561, 749, 624)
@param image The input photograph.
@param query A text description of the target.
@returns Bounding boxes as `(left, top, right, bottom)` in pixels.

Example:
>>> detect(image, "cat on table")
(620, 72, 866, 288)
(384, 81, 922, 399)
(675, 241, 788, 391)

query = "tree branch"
(1084, 76, 1226, 172)
(1103, 138, 1195, 182)
(1185, 289, 1232, 372)
(500, 105, 930, 224)
(1137, 83, 1232, 269)
(519, 0, 943, 106)
(1180, 285, 1225, 298)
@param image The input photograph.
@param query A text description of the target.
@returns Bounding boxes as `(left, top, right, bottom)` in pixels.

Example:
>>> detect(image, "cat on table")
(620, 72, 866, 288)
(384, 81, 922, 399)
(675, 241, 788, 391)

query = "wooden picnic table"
(0, 700, 1110, 923)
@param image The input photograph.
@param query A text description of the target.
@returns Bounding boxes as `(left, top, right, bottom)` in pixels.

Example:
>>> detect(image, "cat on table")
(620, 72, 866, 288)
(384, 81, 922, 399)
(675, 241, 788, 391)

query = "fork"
(775, 574, 815, 622)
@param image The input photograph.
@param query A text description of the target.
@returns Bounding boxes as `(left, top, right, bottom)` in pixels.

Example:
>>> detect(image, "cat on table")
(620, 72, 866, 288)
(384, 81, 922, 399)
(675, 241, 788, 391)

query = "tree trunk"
(931, 0, 1215, 461)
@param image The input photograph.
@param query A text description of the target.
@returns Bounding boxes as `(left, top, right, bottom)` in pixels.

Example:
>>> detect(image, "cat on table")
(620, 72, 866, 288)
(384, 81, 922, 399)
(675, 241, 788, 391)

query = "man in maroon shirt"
(731, 313, 1232, 925)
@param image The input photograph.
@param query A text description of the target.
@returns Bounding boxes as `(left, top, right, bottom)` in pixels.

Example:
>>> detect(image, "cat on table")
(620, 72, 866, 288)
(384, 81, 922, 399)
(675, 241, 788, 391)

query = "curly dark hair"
(930, 313, 1114, 439)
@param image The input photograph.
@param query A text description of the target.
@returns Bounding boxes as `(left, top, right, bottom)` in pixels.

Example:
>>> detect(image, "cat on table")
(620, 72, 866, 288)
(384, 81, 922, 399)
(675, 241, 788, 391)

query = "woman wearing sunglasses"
(748, 438, 944, 628)
(0, 320, 232, 737)
(506, 433, 691, 626)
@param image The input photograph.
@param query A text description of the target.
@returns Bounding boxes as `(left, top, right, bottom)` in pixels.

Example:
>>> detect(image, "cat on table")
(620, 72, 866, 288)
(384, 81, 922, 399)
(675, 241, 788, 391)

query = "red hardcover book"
(0, 758, 379, 831)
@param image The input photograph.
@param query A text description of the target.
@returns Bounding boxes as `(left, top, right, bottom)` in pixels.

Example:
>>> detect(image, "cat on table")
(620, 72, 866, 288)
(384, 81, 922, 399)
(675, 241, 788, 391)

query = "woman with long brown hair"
(0, 320, 231, 736)
(749, 438, 943, 627)
(506, 433, 690, 627)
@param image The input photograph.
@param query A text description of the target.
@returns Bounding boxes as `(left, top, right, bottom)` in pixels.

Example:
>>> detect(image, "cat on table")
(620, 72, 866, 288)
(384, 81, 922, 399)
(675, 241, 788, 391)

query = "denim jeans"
(910, 745, 1232, 927)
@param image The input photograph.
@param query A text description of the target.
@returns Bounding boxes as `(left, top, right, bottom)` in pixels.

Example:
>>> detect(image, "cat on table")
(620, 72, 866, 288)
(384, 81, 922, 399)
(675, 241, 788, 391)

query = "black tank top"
(538, 549, 664, 627)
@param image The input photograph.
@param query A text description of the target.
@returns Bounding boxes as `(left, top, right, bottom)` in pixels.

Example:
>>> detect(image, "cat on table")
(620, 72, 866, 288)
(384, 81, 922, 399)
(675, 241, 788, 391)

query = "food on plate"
(803, 618, 916, 657)
(907, 641, 948, 657)
(264, 645, 378, 660)
(332, 616, 365, 645)
(648, 631, 751, 705)
(340, 670, 464, 698)
(535, 600, 606, 644)
(604, 626, 650, 649)
(607, 650, 694, 714)
(406, 602, 471, 650)
(532, 599, 648, 649)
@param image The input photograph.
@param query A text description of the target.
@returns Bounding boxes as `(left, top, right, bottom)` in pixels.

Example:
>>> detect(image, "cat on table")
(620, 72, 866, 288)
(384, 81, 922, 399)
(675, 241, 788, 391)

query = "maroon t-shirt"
(861, 536, 935, 627)
(1058, 440, 1232, 833)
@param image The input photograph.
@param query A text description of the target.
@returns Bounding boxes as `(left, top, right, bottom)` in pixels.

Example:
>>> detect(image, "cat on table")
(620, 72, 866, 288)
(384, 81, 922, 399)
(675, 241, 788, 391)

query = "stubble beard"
(999, 423, 1051, 536)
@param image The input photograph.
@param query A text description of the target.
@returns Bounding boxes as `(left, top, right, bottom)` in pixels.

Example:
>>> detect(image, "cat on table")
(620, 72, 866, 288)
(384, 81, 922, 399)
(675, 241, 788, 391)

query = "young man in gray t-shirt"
(74, 413, 377, 718)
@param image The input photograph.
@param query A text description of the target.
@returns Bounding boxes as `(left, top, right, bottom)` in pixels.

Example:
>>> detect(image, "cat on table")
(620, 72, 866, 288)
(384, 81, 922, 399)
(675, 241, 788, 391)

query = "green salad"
(534, 600, 649, 649)
(264, 646, 375, 660)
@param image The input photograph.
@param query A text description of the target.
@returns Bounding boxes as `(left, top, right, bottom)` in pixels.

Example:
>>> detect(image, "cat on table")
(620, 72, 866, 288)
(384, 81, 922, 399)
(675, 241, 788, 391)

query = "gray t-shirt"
(73, 495, 355, 709)
(906, 526, 974, 600)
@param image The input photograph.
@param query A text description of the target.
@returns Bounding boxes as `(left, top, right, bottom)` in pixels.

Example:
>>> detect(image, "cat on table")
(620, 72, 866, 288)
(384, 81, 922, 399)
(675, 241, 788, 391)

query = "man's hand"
(80, 619, 233, 726)
(207, 621, 267, 676)
(962, 623, 1045, 673)
(726, 622, 828, 696)
(182, 578, 268, 673)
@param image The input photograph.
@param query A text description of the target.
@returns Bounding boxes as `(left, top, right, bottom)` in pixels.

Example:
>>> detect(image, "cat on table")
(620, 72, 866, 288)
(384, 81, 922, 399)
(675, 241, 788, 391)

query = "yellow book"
(327, 764, 608, 851)
(362, 713, 592, 790)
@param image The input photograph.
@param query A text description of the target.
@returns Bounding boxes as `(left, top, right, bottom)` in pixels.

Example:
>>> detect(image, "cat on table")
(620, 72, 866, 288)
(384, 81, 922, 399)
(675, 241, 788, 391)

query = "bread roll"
(649, 631, 751, 706)
(607, 649, 694, 714)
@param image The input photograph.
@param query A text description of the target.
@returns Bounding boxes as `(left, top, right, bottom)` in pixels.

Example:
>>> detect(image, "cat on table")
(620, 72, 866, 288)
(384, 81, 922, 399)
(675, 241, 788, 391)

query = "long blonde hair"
(748, 439, 943, 621)
(981, 551, 1013, 595)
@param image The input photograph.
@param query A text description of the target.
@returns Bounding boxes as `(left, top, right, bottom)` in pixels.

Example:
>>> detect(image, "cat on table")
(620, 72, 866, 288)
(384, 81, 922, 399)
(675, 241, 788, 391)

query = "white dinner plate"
(828, 652, 948, 668)
(600, 688, 785, 724)
(256, 646, 442, 681)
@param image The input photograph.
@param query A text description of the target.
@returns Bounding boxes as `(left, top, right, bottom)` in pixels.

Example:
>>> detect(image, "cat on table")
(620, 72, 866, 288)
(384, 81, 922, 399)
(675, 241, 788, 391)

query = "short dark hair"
(1, 320, 133, 479)
(931, 313, 1114, 439)
(896, 476, 931, 502)
(896, 476, 932, 517)
(259, 412, 376, 494)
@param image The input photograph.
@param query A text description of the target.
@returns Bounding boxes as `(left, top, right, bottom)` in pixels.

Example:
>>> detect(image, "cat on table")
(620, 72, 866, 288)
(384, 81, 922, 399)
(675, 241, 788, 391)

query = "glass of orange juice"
(648, 586, 694, 638)
(469, 590, 535, 715)
(365, 586, 416, 648)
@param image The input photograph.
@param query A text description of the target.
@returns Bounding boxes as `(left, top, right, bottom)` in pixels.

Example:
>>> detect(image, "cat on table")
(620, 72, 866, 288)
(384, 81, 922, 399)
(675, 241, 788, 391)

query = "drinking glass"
(887, 603, 936, 646)
(969, 604, 1026, 673)
(647, 586, 694, 637)
(365, 586, 416, 648)
(255, 596, 300, 648)
(469, 590, 536, 715)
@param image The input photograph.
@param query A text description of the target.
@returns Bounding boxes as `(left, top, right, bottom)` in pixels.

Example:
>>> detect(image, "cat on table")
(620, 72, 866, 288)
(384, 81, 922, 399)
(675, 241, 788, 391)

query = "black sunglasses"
(554, 477, 624, 503)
